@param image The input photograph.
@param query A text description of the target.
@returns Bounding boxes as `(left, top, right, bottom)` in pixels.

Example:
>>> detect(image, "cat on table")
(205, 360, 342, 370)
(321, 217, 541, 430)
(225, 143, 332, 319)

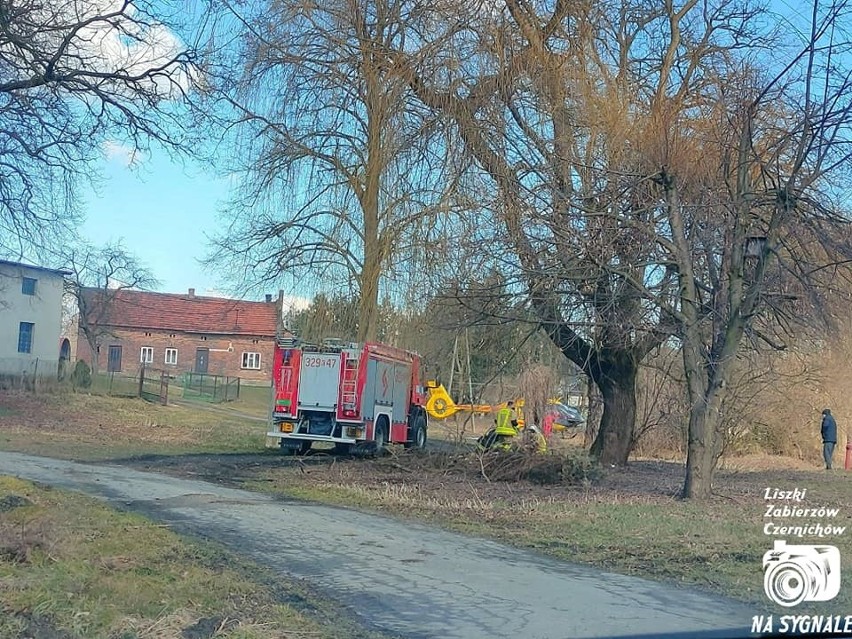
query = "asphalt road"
(0, 452, 760, 639)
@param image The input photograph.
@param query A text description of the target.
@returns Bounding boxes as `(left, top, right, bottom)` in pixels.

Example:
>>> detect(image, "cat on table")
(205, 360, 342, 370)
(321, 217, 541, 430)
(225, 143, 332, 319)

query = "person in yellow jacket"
(493, 400, 519, 450)
(524, 424, 548, 454)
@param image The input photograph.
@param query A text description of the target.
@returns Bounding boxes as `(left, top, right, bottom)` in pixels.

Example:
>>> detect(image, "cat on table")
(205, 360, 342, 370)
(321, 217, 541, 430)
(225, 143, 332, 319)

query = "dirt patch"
(116, 444, 844, 512)
(0, 519, 52, 564)
(117, 451, 326, 487)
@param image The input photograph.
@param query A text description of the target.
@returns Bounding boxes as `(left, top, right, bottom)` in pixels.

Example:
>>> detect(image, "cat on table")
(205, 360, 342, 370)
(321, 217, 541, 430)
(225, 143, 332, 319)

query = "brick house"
(75, 288, 287, 383)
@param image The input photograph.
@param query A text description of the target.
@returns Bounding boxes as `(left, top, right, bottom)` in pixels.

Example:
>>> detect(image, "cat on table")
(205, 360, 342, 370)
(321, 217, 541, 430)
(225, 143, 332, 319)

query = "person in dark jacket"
(821, 409, 837, 470)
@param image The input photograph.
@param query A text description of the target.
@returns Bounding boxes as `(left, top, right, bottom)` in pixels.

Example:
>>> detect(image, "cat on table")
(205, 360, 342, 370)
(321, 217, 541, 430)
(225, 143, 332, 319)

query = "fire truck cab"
(267, 337, 428, 455)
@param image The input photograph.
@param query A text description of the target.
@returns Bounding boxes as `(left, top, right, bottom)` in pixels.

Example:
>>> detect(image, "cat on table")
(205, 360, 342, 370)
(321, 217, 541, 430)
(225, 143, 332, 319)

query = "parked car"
(547, 403, 584, 431)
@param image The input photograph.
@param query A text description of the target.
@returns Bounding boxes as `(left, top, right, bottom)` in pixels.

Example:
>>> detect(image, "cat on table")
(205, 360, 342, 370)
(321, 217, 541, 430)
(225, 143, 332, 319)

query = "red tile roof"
(81, 288, 280, 337)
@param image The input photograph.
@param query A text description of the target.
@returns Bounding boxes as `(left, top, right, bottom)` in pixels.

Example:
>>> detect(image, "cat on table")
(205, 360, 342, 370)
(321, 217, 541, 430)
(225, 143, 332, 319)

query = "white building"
(0, 259, 70, 377)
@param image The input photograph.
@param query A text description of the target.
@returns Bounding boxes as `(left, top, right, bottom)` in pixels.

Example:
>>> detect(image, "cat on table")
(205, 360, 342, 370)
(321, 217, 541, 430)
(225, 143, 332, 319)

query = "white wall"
(0, 263, 65, 375)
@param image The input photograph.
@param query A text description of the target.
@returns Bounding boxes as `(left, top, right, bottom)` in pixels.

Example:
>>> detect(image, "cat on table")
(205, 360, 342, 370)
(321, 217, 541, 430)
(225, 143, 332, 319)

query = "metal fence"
(91, 366, 170, 405)
(0, 357, 63, 391)
(181, 372, 240, 403)
(94, 370, 141, 398)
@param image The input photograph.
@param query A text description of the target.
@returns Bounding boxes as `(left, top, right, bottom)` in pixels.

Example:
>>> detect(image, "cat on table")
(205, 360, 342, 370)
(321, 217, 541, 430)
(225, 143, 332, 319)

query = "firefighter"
(524, 424, 548, 454)
(493, 400, 519, 450)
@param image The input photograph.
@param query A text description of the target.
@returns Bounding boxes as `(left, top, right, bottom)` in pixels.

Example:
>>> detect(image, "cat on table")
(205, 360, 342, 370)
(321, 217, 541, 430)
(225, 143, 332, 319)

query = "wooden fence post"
(138, 364, 145, 398)
(160, 372, 169, 405)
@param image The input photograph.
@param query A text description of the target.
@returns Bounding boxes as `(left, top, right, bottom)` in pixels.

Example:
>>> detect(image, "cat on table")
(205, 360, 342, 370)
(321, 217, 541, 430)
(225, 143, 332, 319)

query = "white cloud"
(79, 1, 192, 96)
(103, 140, 143, 167)
(17, 0, 194, 98)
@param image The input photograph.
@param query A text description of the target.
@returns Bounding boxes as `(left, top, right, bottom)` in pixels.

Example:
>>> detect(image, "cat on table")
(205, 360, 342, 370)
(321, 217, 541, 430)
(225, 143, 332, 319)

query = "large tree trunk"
(357, 49, 383, 344)
(589, 356, 638, 466)
(680, 323, 727, 499)
(682, 405, 722, 499)
(682, 382, 727, 498)
(358, 257, 380, 342)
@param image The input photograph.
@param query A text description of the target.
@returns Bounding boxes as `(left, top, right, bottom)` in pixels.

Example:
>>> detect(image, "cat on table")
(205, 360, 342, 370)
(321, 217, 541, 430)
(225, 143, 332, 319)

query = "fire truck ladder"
(341, 355, 359, 411)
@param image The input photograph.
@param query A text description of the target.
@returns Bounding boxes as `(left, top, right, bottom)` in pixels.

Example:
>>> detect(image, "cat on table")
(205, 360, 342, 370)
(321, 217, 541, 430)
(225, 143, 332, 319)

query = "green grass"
(0, 476, 384, 639)
(89, 373, 140, 398)
(0, 391, 268, 461)
(87, 373, 270, 414)
(251, 456, 852, 613)
(226, 384, 272, 417)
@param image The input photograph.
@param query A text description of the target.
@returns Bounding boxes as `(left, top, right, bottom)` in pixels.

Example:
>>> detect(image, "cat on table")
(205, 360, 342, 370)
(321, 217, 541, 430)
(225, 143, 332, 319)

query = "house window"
(241, 352, 261, 370)
(21, 277, 36, 296)
(140, 346, 154, 364)
(17, 322, 34, 353)
(165, 348, 178, 365)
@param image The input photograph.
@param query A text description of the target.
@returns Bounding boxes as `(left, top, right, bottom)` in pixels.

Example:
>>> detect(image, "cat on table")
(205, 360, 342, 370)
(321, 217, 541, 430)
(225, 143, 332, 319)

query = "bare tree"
(203, 0, 455, 342)
(663, 0, 852, 497)
(393, 0, 765, 465)
(0, 0, 197, 254)
(64, 242, 158, 375)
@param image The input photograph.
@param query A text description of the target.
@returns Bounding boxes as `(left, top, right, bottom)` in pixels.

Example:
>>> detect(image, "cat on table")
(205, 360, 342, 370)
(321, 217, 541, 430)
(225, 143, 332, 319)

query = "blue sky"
(74, 0, 836, 304)
(81, 145, 231, 297)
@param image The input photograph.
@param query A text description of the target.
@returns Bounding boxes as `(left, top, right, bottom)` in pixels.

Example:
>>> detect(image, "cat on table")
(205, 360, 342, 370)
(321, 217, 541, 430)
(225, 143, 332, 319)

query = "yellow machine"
(424, 380, 581, 431)
(424, 381, 494, 420)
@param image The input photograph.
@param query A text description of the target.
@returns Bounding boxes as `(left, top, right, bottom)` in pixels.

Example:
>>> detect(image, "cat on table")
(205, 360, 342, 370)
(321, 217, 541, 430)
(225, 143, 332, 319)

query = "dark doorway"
(59, 338, 71, 361)
(107, 345, 122, 372)
(195, 348, 209, 374)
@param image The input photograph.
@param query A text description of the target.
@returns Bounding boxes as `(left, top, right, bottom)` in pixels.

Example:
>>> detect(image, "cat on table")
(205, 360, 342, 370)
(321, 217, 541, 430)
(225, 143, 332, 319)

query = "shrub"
(558, 450, 603, 485)
(71, 360, 92, 389)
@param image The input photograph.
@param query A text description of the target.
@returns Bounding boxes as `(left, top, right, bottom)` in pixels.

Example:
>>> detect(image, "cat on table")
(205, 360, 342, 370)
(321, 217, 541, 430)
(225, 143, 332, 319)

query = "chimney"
(265, 294, 272, 303)
(278, 289, 284, 301)
(188, 288, 195, 298)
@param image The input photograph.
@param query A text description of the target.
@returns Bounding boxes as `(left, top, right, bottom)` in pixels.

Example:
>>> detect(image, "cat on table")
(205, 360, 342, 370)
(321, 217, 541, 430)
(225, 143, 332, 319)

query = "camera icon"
(763, 539, 841, 607)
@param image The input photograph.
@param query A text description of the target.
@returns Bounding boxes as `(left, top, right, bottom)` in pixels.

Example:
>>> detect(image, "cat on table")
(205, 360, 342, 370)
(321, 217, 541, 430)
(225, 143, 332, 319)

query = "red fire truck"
(267, 337, 429, 455)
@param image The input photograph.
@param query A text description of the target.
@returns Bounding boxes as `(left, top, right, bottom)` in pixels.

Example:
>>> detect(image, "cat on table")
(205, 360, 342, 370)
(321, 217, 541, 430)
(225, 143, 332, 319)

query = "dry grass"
(718, 453, 822, 472)
(0, 390, 266, 460)
(7, 387, 852, 618)
(251, 447, 852, 612)
(0, 476, 384, 639)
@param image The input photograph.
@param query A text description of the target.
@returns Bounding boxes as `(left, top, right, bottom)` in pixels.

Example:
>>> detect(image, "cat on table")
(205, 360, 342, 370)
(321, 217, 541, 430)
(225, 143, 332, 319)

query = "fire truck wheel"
(373, 419, 389, 456)
(333, 443, 353, 455)
(405, 414, 427, 450)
